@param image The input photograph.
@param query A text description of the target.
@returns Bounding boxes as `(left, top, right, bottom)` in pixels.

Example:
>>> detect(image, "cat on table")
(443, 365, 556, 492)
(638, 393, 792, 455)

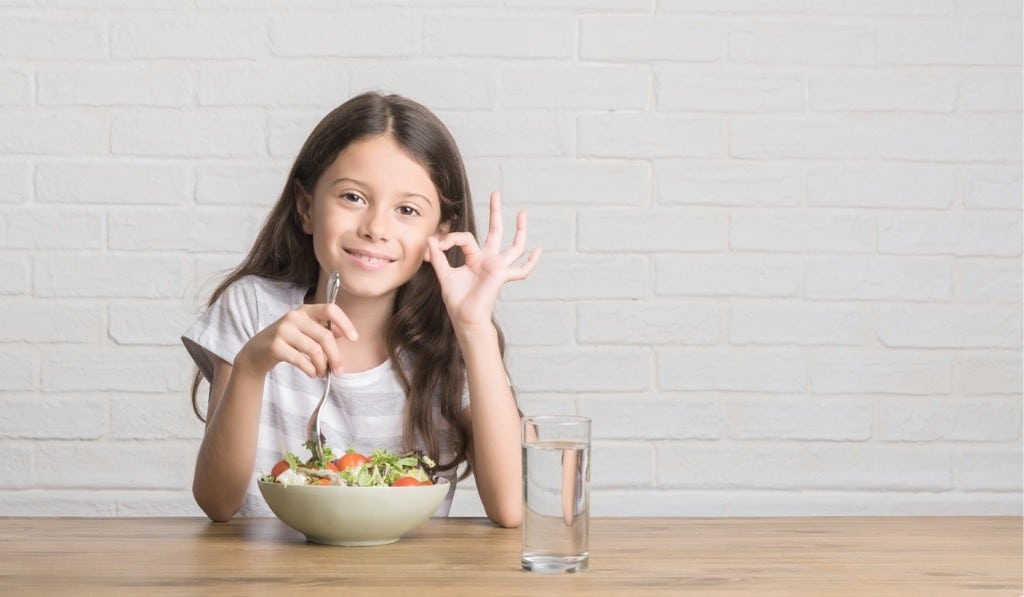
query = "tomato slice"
(392, 476, 422, 487)
(335, 452, 370, 471)
(271, 459, 290, 479)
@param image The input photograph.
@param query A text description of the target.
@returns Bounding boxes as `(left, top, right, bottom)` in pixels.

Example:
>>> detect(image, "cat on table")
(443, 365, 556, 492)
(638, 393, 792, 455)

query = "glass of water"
(521, 415, 591, 573)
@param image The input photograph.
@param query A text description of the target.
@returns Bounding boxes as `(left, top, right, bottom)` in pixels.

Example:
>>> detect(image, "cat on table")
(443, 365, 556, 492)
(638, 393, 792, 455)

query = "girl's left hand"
(427, 191, 541, 330)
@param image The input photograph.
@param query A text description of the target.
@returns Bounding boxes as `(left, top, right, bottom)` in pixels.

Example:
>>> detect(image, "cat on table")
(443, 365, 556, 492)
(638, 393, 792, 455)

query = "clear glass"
(521, 415, 590, 573)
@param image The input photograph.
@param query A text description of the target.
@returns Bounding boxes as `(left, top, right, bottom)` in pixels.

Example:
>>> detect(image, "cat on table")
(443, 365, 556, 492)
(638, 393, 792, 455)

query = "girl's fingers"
(503, 209, 529, 265)
(426, 235, 452, 279)
(436, 231, 482, 262)
(483, 191, 504, 252)
(506, 247, 542, 281)
(279, 330, 329, 377)
(321, 304, 358, 342)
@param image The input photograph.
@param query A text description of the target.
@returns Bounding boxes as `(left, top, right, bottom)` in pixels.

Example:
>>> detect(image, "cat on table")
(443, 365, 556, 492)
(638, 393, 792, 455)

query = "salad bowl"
(258, 478, 449, 546)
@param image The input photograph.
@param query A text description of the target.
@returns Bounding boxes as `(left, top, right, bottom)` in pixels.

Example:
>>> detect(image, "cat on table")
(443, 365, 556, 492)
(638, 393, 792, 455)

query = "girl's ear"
(294, 181, 314, 234)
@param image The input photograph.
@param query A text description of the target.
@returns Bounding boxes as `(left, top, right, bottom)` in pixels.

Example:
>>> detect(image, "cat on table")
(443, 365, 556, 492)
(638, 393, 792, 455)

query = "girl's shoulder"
(221, 275, 305, 305)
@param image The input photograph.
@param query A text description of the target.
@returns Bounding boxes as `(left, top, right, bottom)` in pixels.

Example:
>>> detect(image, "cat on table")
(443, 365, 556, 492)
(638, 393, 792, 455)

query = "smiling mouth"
(345, 249, 395, 265)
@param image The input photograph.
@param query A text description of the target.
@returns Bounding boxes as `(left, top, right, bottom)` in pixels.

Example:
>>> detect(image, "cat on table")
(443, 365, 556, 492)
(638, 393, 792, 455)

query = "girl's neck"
(335, 292, 393, 373)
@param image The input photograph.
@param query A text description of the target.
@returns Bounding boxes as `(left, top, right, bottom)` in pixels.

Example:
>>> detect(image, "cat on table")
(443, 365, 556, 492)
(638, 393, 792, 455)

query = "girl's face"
(297, 133, 447, 304)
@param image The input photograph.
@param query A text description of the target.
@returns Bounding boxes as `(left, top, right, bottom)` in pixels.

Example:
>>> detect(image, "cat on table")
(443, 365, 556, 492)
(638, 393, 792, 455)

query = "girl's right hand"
(234, 304, 358, 379)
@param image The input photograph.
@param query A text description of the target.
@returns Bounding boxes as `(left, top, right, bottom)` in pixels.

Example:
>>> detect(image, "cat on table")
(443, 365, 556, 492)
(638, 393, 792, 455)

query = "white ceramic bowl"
(258, 479, 449, 546)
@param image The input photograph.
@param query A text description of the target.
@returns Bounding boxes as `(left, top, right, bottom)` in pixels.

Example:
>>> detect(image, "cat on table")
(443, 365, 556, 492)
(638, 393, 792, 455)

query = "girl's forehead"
(320, 134, 438, 198)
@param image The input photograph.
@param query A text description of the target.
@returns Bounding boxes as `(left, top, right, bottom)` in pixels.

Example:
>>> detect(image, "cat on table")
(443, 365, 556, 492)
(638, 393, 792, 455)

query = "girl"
(182, 92, 540, 527)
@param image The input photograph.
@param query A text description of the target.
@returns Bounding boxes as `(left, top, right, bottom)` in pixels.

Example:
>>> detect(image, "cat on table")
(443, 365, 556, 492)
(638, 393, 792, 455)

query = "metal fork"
(305, 270, 341, 467)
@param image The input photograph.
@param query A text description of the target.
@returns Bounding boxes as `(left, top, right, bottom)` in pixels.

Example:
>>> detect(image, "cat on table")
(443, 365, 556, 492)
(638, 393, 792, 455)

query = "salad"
(261, 441, 437, 488)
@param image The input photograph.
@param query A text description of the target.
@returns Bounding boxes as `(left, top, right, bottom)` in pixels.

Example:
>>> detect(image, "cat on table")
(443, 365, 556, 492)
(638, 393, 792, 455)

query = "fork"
(305, 270, 341, 468)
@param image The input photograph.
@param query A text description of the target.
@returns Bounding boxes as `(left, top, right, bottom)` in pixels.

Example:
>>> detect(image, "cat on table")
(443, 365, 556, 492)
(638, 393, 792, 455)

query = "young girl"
(182, 92, 540, 527)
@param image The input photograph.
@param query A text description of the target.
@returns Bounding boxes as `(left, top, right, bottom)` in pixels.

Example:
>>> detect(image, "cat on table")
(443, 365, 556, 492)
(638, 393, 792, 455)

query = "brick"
(580, 16, 723, 62)
(495, 301, 575, 347)
(879, 212, 1022, 256)
(199, 63, 348, 107)
(731, 209, 875, 253)
(662, 0, 803, 12)
(42, 346, 187, 393)
(954, 258, 1022, 302)
(0, 490, 116, 516)
(34, 254, 186, 298)
(656, 443, 951, 490)
(109, 393, 204, 440)
(0, 111, 109, 155)
(502, 253, 647, 300)
(879, 18, 1021, 65)
(963, 166, 1022, 209)
(730, 302, 873, 346)
(36, 161, 191, 206)
(506, 346, 651, 392)
(0, 395, 107, 440)
(38, 65, 193, 107)
(810, 72, 956, 112)
(267, 110, 323, 159)
(112, 110, 265, 158)
(879, 115, 1022, 162)
(108, 300, 198, 346)
(955, 351, 1022, 395)
(658, 160, 803, 206)
(658, 347, 806, 392)
(959, 70, 1022, 112)
(0, 348, 37, 391)
(730, 115, 877, 159)
(1, 17, 106, 59)
(579, 207, 727, 252)
(656, 254, 802, 297)
(804, 256, 951, 301)
(808, 163, 956, 209)
(271, 14, 417, 57)
(727, 396, 873, 440)
(811, 349, 952, 394)
(109, 207, 262, 253)
(0, 443, 34, 488)
(954, 447, 1022, 491)
(958, 0, 1022, 15)
(34, 440, 196, 489)
(883, 492, 1022, 516)
(591, 441, 653, 488)
(0, 207, 103, 250)
(0, 299, 104, 343)
(578, 300, 721, 345)
(657, 66, 805, 112)
(507, 0, 650, 8)
(0, 162, 30, 204)
(441, 110, 569, 158)
(515, 393, 576, 418)
(577, 394, 722, 440)
(0, 71, 30, 106)
(0, 257, 30, 295)
(195, 162, 283, 207)
(350, 63, 494, 110)
(112, 16, 266, 59)
(495, 205, 573, 253)
(500, 159, 650, 207)
(579, 113, 725, 158)
(880, 305, 1019, 349)
(423, 16, 571, 58)
(116, 491, 205, 517)
(730, 20, 875, 64)
(807, 0, 954, 14)
(502, 65, 649, 109)
(878, 397, 1021, 442)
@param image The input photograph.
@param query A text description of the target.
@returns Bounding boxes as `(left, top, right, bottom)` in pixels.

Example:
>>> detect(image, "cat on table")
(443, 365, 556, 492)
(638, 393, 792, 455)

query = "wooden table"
(0, 517, 1019, 595)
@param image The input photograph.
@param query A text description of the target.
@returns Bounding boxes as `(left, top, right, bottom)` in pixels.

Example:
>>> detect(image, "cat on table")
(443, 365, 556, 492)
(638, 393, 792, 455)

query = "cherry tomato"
(315, 477, 331, 486)
(392, 476, 422, 487)
(335, 452, 370, 471)
(324, 461, 339, 472)
(271, 459, 290, 478)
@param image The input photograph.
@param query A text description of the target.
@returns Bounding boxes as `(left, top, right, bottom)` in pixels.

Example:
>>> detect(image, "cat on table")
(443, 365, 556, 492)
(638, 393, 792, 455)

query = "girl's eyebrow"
(329, 177, 434, 206)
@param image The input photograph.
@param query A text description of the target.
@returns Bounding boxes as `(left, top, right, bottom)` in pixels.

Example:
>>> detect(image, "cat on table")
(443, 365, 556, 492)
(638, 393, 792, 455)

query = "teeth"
(358, 254, 387, 264)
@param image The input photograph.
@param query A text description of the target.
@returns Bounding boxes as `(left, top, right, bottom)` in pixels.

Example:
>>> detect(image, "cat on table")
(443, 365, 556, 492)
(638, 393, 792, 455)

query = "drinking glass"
(521, 415, 591, 573)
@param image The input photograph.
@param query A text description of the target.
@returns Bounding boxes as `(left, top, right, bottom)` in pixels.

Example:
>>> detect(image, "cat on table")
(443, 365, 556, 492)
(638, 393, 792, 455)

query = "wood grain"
(0, 517, 1019, 596)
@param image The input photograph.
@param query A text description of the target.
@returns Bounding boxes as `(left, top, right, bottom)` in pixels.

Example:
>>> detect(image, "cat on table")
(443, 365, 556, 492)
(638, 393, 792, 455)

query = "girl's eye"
(397, 205, 420, 217)
(340, 192, 364, 204)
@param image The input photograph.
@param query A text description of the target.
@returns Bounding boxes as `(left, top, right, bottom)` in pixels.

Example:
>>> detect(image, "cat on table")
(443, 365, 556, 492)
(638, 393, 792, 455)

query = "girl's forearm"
(192, 363, 265, 522)
(457, 324, 523, 528)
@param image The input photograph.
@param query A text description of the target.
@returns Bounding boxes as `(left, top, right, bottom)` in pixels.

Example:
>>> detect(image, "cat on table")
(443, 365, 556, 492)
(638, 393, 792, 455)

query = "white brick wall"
(0, 2, 1019, 518)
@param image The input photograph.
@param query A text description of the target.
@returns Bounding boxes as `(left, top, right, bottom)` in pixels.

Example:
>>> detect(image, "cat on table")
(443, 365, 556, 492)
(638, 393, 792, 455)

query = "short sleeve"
(181, 277, 260, 382)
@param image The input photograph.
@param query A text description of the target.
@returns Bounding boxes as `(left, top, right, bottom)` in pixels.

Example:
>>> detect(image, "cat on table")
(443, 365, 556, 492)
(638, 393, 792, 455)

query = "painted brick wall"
(0, 1, 1020, 517)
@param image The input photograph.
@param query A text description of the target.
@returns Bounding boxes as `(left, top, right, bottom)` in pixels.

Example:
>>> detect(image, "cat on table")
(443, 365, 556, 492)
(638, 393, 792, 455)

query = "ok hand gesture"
(426, 191, 541, 331)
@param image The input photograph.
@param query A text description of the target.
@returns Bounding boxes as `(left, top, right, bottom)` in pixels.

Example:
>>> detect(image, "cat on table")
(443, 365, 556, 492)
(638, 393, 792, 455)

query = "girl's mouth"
(344, 248, 396, 268)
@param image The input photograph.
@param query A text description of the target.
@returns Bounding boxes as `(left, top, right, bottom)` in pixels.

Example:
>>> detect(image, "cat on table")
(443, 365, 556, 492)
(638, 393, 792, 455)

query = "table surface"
(0, 516, 1019, 596)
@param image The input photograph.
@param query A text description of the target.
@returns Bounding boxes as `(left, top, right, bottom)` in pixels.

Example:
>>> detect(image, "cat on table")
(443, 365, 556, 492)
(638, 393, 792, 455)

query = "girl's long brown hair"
(189, 92, 507, 478)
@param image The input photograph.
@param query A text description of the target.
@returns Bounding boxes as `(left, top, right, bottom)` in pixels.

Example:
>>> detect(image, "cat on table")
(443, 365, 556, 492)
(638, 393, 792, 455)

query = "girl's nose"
(359, 206, 389, 241)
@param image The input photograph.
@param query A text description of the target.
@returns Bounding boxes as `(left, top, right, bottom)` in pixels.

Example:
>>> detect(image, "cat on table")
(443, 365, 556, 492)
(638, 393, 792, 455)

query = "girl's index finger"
(484, 190, 504, 252)
(322, 303, 359, 342)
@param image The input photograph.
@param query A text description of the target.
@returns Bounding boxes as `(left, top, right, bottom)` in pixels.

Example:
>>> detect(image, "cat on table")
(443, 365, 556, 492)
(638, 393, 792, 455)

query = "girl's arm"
(428, 191, 541, 528)
(192, 304, 356, 522)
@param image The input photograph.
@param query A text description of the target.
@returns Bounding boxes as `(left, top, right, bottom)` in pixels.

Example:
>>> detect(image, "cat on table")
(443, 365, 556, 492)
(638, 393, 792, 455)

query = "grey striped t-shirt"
(182, 275, 462, 517)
